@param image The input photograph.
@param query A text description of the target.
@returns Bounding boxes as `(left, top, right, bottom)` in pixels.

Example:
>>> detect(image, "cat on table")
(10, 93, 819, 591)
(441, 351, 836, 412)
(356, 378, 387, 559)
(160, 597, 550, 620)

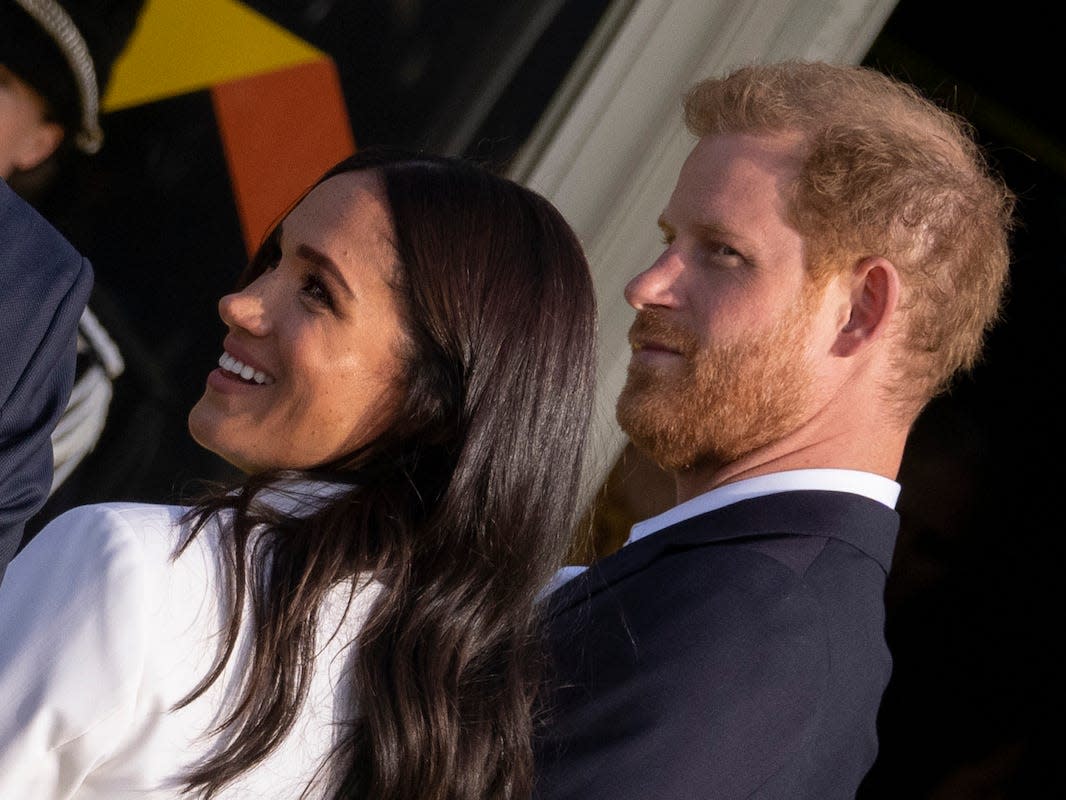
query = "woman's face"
(188, 170, 407, 473)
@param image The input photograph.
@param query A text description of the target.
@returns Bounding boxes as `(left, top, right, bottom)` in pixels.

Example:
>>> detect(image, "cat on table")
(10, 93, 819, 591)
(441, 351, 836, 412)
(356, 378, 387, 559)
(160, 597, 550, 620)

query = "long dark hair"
(176, 149, 597, 799)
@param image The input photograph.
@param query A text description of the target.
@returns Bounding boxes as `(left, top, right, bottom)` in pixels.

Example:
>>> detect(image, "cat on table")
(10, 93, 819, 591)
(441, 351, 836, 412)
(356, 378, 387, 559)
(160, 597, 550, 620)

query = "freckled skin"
(188, 171, 407, 473)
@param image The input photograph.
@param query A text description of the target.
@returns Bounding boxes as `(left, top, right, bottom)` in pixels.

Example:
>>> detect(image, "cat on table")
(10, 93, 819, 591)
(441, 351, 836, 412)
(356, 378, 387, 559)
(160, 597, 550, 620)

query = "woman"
(0, 149, 597, 799)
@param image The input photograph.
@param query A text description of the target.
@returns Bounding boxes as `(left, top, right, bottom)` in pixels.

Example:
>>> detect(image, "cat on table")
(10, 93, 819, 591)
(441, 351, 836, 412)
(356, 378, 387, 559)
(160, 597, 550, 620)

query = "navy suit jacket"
(534, 490, 899, 800)
(0, 179, 92, 585)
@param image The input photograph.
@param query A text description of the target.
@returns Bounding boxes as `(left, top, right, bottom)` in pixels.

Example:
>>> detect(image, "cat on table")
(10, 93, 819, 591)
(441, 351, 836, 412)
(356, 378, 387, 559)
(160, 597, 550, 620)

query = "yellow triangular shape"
(103, 0, 325, 111)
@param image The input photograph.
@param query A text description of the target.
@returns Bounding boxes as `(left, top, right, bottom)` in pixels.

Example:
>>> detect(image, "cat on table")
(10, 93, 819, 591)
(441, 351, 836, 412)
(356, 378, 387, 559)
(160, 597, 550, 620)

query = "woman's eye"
(301, 273, 335, 309)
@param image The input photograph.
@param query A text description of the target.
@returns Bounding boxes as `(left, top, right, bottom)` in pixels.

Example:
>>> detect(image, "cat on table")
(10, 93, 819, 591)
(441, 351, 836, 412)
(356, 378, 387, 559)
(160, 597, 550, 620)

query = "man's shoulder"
(543, 490, 895, 721)
(550, 489, 895, 619)
(535, 493, 893, 800)
(555, 536, 831, 668)
(535, 531, 853, 800)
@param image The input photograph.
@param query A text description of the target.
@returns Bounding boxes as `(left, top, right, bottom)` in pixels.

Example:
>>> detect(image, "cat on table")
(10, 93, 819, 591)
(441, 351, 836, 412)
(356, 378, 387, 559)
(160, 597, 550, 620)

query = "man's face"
(616, 132, 828, 473)
(0, 64, 61, 179)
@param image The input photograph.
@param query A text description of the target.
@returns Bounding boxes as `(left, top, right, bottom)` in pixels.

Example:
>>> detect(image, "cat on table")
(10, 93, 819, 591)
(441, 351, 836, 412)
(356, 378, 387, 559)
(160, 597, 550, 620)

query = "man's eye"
(709, 242, 741, 257)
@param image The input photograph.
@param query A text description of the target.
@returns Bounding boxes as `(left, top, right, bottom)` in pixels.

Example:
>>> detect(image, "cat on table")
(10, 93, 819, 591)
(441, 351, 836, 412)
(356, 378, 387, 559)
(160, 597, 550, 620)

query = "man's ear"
(832, 256, 900, 357)
(13, 120, 64, 172)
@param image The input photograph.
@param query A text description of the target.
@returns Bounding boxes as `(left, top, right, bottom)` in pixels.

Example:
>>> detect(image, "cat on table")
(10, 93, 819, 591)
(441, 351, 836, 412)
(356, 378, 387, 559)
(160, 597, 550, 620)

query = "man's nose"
(624, 249, 684, 310)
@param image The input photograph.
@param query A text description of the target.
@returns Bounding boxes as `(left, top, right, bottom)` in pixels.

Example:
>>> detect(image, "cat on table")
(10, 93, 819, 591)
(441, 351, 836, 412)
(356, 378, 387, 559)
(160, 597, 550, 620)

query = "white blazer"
(0, 485, 380, 799)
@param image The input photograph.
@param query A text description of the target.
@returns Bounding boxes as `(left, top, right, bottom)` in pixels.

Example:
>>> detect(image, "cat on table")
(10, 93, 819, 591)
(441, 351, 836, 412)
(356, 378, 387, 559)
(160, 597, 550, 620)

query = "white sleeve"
(0, 504, 153, 799)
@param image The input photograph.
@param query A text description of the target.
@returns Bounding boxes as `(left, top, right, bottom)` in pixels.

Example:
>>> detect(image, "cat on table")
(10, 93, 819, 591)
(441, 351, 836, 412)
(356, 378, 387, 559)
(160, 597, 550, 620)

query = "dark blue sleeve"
(0, 179, 93, 585)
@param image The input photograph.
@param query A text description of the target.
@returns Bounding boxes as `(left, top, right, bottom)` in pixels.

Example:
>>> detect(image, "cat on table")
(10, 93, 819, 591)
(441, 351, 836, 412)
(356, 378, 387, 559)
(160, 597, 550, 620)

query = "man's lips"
(627, 311, 695, 358)
(629, 337, 689, 369)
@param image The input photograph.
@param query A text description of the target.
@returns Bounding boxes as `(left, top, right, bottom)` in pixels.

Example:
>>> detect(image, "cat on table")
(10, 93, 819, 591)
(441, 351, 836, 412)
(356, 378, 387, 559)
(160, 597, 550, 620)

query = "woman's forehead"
(282, 171, 393, 247)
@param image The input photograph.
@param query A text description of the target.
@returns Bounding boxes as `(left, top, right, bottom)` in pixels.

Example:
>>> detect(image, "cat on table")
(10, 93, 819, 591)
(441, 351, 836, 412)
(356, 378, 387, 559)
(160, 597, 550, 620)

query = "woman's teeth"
(218, 352, 274, 385)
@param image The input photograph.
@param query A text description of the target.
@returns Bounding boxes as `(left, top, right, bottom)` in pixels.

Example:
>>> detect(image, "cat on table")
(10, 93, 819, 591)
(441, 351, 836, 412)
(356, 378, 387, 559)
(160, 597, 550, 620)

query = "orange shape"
(212, 59, 357, 256)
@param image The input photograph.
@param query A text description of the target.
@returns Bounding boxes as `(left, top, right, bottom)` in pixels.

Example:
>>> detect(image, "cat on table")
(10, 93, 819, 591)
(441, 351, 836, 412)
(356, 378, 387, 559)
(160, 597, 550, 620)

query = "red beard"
(616, 305, 816, 472)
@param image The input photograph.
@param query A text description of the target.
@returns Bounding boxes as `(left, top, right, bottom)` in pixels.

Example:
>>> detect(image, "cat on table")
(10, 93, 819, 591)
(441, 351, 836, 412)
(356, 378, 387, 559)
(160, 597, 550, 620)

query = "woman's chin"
(188, 402, 244, 472)
(187, 398, 214, 449)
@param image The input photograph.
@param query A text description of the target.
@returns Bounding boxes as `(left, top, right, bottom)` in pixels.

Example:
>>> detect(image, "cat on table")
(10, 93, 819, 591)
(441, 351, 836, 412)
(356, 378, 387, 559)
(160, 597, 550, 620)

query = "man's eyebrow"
(658, 213, 732, 240)
(656, 213, 759, 260)
(294, 242, 355, 300)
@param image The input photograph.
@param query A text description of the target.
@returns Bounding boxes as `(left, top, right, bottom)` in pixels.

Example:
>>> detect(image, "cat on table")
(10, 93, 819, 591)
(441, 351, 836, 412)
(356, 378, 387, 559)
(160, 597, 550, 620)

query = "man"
(534, 61, 1014, 799)
(0, 178, 92, 585)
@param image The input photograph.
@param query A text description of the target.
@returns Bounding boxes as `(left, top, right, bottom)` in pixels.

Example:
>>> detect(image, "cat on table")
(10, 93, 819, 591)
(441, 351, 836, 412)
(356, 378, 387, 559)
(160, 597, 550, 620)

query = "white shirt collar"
(625, 468, 899, 547)
(542, 469, 899, 598)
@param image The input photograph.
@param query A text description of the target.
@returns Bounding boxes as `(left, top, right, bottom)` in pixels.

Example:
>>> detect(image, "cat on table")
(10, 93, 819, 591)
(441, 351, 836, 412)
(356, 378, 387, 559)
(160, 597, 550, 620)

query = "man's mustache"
(627, 311, 699, 357)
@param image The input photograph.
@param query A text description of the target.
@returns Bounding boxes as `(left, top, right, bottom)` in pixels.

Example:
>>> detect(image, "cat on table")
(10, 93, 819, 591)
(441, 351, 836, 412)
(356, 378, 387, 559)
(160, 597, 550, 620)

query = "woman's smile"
(216, 350, 275, 385)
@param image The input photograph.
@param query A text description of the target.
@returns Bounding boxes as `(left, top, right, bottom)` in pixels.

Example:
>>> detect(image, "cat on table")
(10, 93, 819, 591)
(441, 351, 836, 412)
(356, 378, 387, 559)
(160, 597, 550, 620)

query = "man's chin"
(615, 379, 657, 436)
(617, 387, 684, 470)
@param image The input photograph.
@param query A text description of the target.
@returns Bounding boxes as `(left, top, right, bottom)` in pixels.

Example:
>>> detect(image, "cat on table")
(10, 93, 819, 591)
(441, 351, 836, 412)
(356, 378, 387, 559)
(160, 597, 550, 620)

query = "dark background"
(859, 1, 1063, 796)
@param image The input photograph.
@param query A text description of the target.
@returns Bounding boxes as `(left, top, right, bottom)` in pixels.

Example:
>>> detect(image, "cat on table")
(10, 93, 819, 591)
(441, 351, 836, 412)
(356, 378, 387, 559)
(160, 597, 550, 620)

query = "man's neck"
(673, 431, 907, 504)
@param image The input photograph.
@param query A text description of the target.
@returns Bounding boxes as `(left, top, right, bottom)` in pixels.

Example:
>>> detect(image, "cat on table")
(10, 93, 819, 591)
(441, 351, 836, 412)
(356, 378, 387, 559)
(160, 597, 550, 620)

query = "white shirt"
(0, 484, 380, 799)
(545, 469, 900, 594)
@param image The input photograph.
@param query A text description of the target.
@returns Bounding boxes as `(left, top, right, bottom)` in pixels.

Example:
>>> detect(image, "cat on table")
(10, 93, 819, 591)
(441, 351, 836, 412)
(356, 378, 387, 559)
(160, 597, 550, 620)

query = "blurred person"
(0, 148, 597, 800)
(534, 60, 1015, 800)
(0, 178, 91, 584)
(1, 0, 162, 541)
(1, 0, 144, 201)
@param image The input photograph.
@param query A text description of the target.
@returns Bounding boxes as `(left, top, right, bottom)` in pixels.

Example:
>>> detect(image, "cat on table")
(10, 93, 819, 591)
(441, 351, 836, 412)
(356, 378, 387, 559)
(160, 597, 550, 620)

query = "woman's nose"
(218, 281, 272, 335)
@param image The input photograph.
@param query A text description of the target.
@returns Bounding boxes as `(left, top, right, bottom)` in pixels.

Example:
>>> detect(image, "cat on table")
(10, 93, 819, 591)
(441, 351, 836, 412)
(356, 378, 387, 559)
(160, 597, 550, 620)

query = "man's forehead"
(666, 135, 798, 213)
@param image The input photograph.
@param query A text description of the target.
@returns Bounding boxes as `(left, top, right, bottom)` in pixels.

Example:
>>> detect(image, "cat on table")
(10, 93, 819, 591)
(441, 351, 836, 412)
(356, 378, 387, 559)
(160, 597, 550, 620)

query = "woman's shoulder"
(0, 499, 235, 699)
(0, 501, 235, 797)
(47, 500, 191, 530)
(7, 501, 238, 619)
(31, 501, 194, 565)
(1, 502, 205, 632)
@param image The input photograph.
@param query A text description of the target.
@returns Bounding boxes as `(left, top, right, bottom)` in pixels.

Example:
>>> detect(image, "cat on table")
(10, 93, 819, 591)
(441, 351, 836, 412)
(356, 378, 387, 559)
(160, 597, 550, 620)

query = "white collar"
(542, 469, 899, 598)
(625, 468, 899, 548)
